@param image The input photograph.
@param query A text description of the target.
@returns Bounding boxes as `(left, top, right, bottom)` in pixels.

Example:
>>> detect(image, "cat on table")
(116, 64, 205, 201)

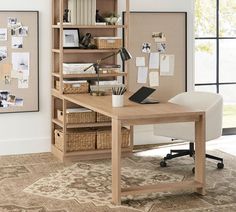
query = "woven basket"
(96, 113, 111, 122)
(97, 128, 130, 149)
(56, 81, 89, 94)
(57, 109, 96, 124)
(94, 37, 122, 49)
(54, 129, 96, 152)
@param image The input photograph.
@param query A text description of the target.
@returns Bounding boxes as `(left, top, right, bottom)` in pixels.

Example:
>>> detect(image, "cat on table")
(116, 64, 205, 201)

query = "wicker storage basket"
(54, 129, 96, 152)
(56, 81, 89, 94)
(96, 113, 111, 122)
(94, 37, 122, 49)
(97, 128, 130, 149)
(57, 109, 96, 124)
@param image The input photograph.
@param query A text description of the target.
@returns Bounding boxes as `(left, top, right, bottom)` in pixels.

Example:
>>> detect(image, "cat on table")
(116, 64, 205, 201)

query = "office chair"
(153, 91, 224, 173)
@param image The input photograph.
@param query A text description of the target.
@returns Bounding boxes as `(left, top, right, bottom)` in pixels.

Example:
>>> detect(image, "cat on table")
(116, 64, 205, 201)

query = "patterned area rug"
(24, 157, 184, 211)
(1, 150, 236, 211)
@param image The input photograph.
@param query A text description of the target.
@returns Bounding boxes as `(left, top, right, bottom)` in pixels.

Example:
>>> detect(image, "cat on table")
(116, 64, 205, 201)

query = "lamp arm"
(98, 50, 119, 63)
(83, 49, 120, 72)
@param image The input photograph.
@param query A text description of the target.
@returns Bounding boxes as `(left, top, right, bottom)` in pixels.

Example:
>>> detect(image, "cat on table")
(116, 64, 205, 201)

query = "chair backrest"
(169, 91, 223, 141)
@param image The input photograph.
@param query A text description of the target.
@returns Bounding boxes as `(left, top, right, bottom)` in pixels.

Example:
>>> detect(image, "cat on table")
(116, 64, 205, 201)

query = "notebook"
(129, 86, 159, 104)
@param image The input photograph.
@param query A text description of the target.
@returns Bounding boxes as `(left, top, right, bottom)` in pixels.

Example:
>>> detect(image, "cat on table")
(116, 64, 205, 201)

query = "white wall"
(0, 0, 52, 155)
(0, 0, 194, 154)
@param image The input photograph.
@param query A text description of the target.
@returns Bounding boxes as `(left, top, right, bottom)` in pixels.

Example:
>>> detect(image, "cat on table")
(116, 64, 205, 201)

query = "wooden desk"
(64, 93, 206, 205)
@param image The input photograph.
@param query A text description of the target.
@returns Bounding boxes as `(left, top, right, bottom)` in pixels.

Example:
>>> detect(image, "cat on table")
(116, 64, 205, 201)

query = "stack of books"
(63, 63, 95, 74)
(68, 0, 96, 25)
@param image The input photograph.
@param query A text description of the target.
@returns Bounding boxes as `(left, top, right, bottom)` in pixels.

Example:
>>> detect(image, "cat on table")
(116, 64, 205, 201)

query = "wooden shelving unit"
(51, 0, 131, 161)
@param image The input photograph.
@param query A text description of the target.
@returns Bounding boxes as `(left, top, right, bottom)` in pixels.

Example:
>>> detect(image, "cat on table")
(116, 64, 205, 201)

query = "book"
(63, 63, 95, 74)
(68, 0, 77, 25)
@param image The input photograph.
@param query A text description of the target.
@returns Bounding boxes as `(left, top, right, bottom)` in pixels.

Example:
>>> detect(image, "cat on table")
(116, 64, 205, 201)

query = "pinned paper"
(160, 54, 175, 76)
(11, 71, 23, 79)
(149, 52, 160, 69)
(136, 57, 145, 67)
(149, 71, 159, 87)
(137, 67, 148, 83)
(0, 46, 7, 62)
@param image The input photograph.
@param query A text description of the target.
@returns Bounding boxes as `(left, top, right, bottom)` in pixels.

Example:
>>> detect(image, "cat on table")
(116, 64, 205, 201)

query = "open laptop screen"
(129, 86, 156, 103)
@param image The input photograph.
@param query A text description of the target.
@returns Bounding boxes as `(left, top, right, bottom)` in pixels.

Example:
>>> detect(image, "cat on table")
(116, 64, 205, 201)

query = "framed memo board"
(0, 11, 39, 113)
(124, 12, 187, 102)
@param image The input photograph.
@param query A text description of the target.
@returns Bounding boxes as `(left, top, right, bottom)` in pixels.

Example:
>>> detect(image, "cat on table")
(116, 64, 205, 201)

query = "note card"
(136, 57, 145, 67)
(137, 67, 148, 83)
(160, 54, 175, 76)
(149, 71, 159, 87)
(149, 52, 160, 69)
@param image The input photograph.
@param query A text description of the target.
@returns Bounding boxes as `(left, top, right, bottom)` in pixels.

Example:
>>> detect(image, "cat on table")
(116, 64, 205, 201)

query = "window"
(195, 0, 236, 134)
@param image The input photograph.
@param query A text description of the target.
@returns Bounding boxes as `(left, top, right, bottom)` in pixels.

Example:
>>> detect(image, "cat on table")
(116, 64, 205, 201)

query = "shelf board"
(52, 144, 132, 161)
(62, 72, 127, 79)
(52, 89, 62, 98)
(52, 49, 120, 54)
(52, 24, 127, 29)
(52, 73, 60, 78)
(64, 49, 119, 54)
(52, 118, 111, 128)
(52, 119, 63, 127)
(67, 122, 111, 128)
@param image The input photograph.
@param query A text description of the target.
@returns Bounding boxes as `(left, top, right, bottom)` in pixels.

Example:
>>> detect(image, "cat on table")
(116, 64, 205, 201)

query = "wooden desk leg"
(112, 118, 122, 205)
(195, 114, 206, 195)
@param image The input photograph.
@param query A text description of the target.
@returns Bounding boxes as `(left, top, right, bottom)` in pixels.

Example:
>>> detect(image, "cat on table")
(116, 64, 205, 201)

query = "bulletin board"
(0, 11, 39, 113)
(124, 12, 187, 102)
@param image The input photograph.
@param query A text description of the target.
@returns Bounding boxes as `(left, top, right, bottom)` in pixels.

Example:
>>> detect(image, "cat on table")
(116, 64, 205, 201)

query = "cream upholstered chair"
(153, 91, 224, 172)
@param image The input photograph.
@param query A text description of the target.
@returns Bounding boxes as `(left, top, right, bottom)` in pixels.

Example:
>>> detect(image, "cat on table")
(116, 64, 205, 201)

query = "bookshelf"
(51, 0, 131, 161)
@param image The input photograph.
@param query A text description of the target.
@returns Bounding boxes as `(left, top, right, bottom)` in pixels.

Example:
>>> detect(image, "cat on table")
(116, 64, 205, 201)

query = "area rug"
(23, 151, 236, 212)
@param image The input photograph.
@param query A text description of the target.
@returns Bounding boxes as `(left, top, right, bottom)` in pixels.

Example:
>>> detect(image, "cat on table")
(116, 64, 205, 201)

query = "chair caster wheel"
(166, 153, 172, 159)
(217, 162, 224, 169)
(160, 160, 167, 167)
(192, 167, 195, 174)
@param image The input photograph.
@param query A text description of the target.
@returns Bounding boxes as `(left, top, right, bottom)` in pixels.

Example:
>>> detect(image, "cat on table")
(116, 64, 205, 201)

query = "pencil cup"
(112, 94, 124, 107)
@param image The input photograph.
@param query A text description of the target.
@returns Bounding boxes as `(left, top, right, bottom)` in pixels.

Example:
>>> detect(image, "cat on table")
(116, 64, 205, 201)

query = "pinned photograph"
(10, 22, 23, 36)
(15, 98, 24, 106)
(0, 90, 9, 108)
(0, 46, 7, 62)
(157, 43, 166, 53)
(12, 37, 23, 48)
(7, 94, 16, 104)
(142, 42, 151, 53)
(12, 52, 30, 76)
(7, 17, 17, 27)
(0, 28, 7, 41)
(18, 26, 28, 36)
(152, 32, 166, 42)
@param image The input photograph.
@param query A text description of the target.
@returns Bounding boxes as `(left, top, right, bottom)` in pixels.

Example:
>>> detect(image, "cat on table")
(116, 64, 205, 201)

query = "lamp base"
(90, 90, 105, 96)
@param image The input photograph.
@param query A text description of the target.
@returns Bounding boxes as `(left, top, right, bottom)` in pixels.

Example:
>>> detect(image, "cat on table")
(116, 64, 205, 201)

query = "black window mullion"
(216, 0, 219, 93)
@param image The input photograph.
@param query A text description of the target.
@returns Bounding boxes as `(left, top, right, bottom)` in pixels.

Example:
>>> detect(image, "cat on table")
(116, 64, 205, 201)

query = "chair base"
(160, 143, 224, 171)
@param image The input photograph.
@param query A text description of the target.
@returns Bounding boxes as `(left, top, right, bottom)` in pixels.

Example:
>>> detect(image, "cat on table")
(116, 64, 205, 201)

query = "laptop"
(129, 86, 159, 104)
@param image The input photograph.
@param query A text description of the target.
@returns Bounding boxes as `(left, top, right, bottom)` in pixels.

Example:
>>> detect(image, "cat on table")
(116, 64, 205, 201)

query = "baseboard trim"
(0, 137, 51, 155)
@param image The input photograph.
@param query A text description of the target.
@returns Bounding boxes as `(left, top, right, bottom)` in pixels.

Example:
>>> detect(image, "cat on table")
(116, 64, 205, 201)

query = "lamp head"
(119, 47, 132, 62)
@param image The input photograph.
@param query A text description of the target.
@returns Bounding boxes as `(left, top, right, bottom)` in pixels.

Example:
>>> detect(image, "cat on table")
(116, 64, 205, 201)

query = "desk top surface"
(64, 93, 204, 120)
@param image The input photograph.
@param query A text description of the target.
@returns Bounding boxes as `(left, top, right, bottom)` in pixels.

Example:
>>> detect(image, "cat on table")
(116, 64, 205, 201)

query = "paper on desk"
(137, 67, 148, 83)
(149, 52, 160, 69)
(160, 54, 175, 76)
(136, 57, 145, 67)
(149, 71, 159, 87)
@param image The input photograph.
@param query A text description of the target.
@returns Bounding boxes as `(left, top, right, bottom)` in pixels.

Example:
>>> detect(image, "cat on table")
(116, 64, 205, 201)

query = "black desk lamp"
(84, 47, 132, 96)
